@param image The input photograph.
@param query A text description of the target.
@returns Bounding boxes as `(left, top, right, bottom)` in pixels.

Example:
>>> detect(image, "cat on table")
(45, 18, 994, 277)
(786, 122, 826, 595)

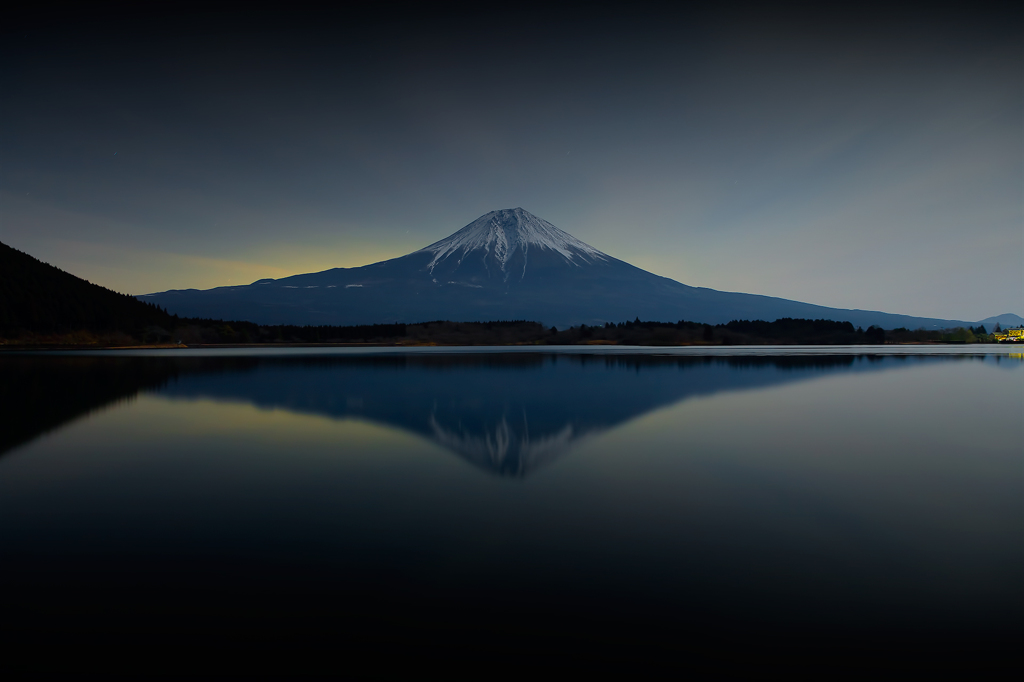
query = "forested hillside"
(0, 241, 173, 337)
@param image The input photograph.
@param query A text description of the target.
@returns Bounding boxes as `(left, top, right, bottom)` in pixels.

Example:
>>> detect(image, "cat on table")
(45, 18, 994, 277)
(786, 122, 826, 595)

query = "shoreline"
(2, 342, 1022, 352)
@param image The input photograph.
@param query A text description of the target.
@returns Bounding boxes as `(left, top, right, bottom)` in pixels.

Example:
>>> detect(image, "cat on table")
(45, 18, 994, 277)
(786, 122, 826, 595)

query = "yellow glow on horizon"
(32, 239, 416, 295)
(125, 395, 440, 455)
(0, 191, 422, 295)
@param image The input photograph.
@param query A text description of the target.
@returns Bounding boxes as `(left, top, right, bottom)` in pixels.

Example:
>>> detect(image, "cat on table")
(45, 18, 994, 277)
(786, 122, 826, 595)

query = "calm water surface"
(1, 347, 1020, 673)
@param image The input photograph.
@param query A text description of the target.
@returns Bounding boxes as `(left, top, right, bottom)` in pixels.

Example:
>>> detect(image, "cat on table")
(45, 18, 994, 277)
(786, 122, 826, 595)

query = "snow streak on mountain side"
(417, 207, 608, 275)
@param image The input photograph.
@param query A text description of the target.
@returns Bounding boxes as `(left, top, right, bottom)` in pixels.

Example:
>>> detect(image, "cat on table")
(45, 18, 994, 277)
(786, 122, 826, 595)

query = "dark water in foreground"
(0, 347, 1021, 674)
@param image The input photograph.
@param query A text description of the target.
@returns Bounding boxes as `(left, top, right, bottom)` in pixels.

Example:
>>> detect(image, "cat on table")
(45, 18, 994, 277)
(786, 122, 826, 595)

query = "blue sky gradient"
(1, 4, 1020, 320)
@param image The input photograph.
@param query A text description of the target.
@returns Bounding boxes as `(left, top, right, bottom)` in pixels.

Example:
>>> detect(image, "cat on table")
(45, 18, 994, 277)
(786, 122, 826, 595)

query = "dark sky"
(2, 3, 1021, 320)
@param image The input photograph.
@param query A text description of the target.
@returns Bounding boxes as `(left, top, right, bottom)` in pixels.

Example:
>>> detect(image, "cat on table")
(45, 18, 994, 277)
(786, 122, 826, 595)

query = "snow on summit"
(418, 208, 608, 274)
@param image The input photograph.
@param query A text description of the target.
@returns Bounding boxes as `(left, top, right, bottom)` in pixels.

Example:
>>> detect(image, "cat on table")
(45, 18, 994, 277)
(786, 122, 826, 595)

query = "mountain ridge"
(136, 209, 1004, 330)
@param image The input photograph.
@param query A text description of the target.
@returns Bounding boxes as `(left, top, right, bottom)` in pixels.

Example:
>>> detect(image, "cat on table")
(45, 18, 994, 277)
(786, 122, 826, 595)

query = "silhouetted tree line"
(164, 320, 547, 346)
(886, 325, 1002, 344)
(172, 321, 409, 344)
(543, 318, 991, 346)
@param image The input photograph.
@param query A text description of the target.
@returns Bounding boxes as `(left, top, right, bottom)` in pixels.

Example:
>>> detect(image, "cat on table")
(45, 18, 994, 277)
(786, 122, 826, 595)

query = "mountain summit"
(418, 208, 607, 283)
(140, 209, 974, 330)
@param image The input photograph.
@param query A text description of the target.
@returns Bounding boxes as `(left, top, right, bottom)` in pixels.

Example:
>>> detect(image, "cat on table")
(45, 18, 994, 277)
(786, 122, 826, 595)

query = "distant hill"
(0, 241, 173, 337)
(141, 208, 980, 330)
(978, 313, 1024, 329)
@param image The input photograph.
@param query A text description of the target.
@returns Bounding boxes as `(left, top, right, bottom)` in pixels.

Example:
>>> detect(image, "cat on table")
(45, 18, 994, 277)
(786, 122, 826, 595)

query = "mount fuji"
(141, 208, 973, 329)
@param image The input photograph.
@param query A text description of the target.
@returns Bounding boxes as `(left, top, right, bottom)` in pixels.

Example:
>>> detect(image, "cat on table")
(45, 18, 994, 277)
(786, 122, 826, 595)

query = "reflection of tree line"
(0, 357, 181, 457)
(1, 355, 264, 457)
(1, 353, 1000, 465)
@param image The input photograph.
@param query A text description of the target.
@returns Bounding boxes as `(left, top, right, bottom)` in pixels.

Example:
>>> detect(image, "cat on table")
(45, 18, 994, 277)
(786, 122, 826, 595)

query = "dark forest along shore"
(0, 350, 1020, 674)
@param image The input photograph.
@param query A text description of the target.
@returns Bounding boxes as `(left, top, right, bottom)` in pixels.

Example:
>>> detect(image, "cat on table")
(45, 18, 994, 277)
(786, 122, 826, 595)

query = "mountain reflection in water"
(0, 352, 982, 475)
(0, 349, 1020, 675)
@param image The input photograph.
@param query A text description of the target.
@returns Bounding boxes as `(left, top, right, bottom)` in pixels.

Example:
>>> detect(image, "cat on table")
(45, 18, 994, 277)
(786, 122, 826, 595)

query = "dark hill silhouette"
(0, 241, 173, 337)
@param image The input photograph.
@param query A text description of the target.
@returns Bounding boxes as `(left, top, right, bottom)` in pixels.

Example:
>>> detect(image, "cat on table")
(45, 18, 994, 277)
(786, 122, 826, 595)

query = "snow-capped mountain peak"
(417, 208, 608, 274)
(140, 207, 977, 332)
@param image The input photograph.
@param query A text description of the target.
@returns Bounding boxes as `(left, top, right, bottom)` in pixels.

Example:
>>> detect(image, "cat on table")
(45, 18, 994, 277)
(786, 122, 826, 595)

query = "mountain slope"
(140, 208, 978, 329)
(0, 241, 173, 335)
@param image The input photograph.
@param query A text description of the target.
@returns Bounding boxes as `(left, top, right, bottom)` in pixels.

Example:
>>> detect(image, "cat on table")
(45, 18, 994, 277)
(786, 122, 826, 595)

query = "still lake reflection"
(0, 348, 1020, 673)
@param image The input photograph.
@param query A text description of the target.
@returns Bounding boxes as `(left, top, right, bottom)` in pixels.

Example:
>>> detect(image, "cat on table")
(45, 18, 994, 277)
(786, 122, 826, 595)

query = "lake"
(1, 346, 1020, 674)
